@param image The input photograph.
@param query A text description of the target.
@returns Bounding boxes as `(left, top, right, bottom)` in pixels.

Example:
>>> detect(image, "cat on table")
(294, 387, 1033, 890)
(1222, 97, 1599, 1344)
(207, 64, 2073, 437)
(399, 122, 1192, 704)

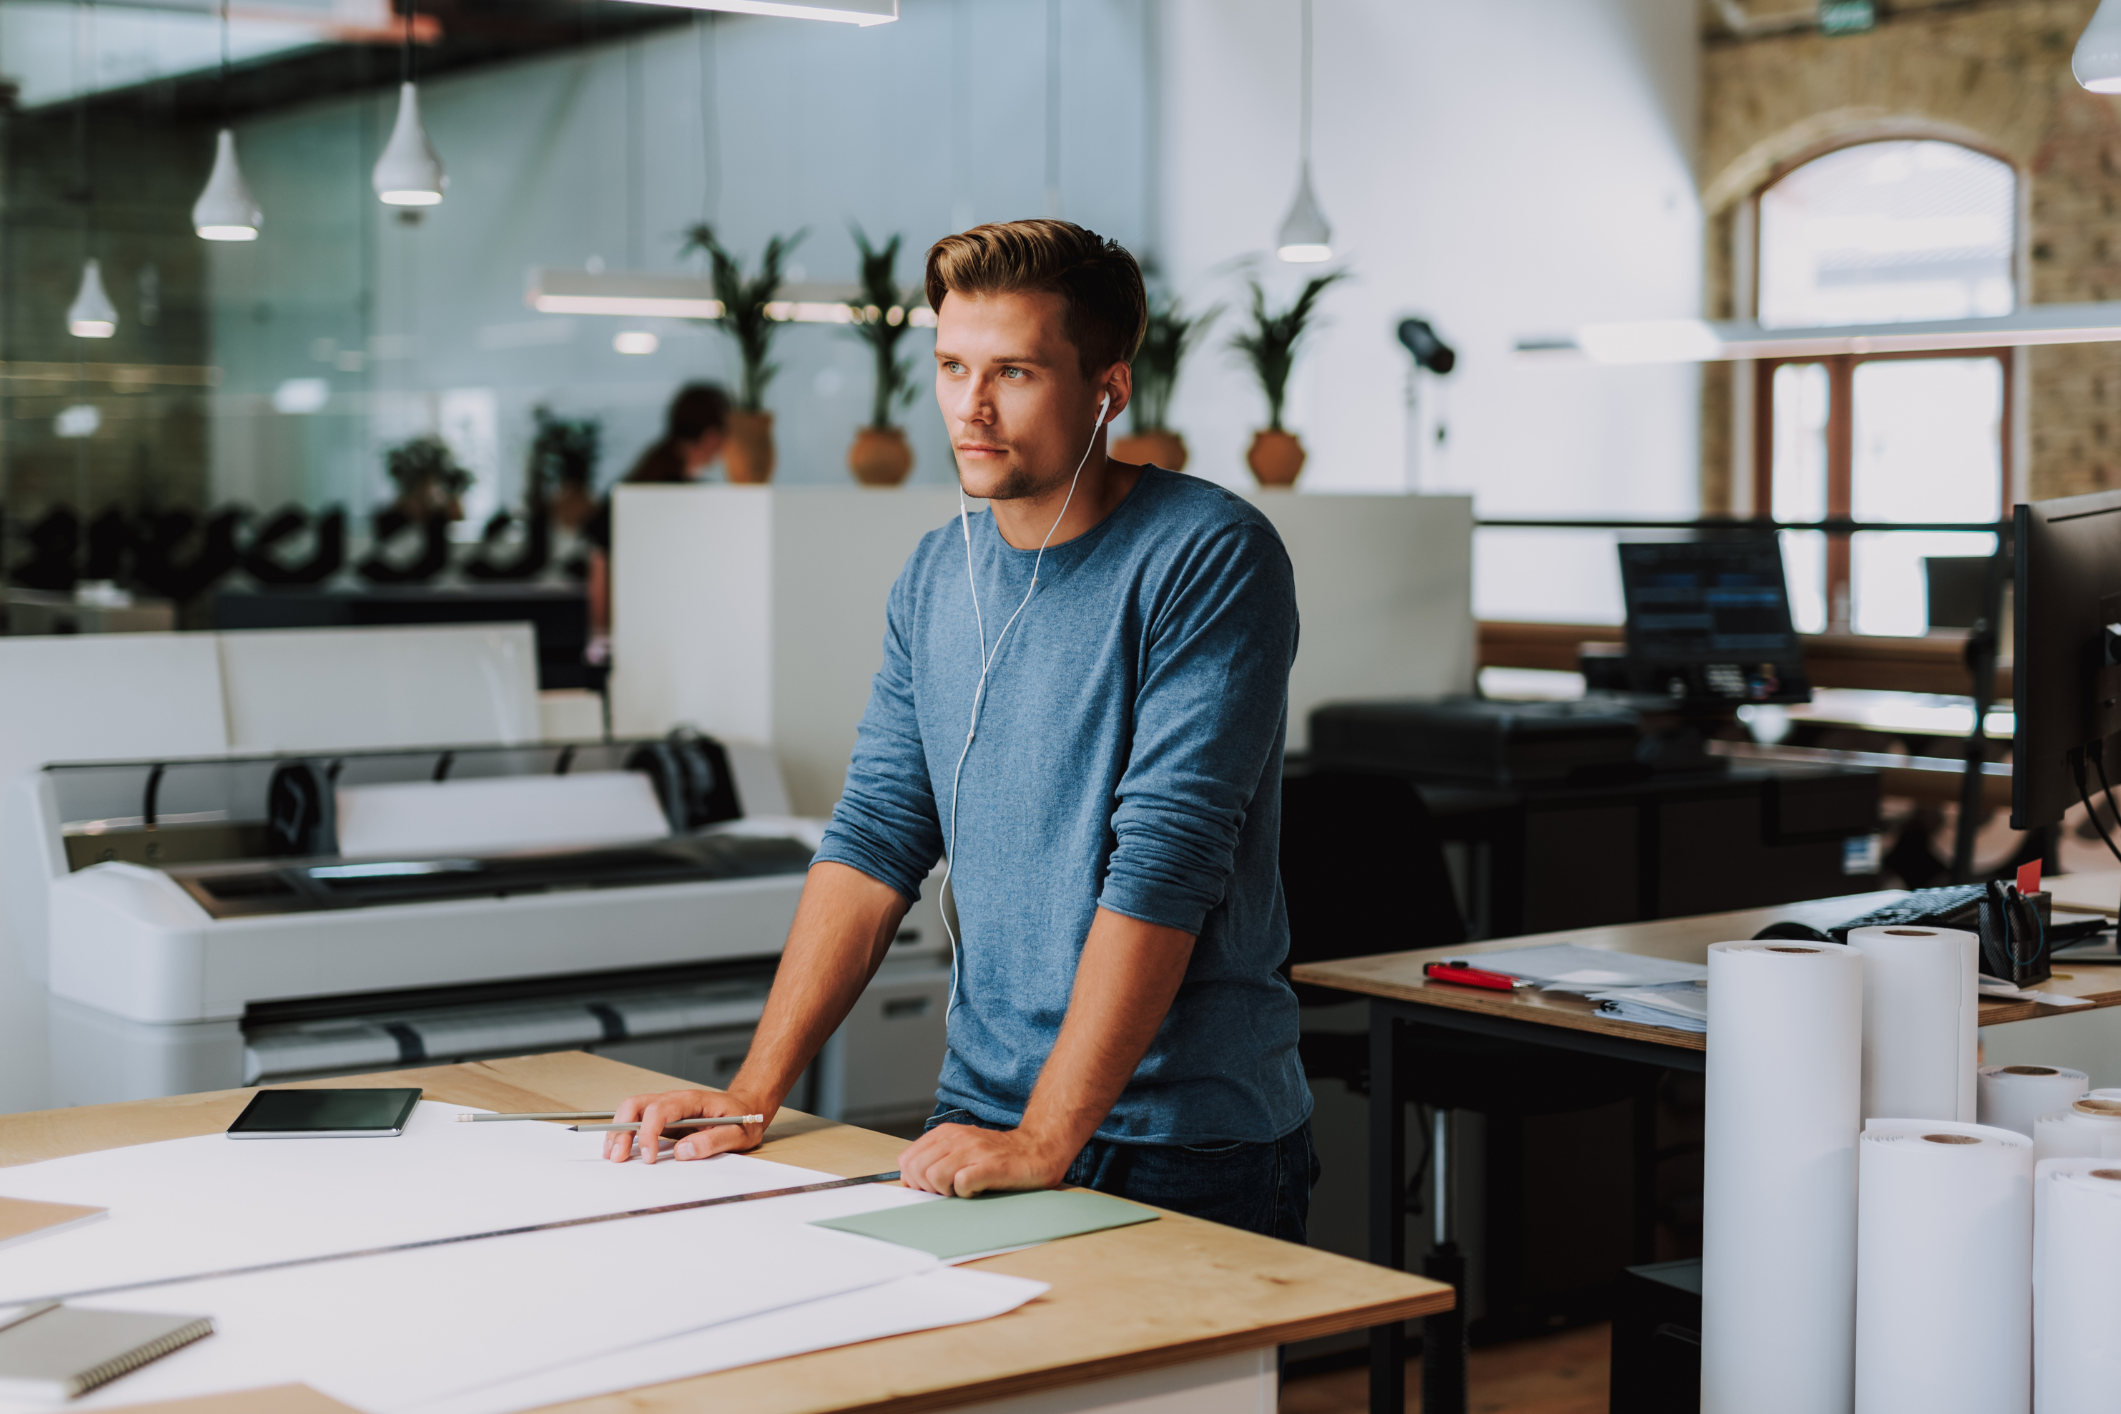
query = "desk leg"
(1421, 1108, 1468, 1414)
(1368, 1008, 1407, 1414)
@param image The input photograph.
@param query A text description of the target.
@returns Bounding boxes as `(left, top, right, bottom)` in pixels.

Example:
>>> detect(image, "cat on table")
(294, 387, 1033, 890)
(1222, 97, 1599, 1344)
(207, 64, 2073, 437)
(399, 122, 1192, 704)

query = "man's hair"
(925, 220, 1148, 378)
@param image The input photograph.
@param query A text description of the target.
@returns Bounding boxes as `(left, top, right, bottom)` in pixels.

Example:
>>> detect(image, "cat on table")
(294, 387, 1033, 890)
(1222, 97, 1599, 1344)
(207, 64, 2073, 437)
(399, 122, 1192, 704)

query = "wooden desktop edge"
(1294, 891, 2121, 1050)
(0, 1051, 1452, 1414)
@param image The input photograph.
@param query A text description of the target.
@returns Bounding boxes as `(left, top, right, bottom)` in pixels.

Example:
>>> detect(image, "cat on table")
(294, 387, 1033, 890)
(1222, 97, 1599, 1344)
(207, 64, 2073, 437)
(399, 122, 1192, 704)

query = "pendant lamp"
(372, 1, 445, 207)
(194, 130, 261, 240)
(194, 5, 259, 239)
(1276, 0, 1331, 263)
(2076, 0, 2121, 92)
(68, 258, 118, 338)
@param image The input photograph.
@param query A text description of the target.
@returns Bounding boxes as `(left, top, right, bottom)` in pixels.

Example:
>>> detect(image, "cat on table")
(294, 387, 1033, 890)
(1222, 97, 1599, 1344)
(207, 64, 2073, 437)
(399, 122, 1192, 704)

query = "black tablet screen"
(227, 1088, 422, 1137)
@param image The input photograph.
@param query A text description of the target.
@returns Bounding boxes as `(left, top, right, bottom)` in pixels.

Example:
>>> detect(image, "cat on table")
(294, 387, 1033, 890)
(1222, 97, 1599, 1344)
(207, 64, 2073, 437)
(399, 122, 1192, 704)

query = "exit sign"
(1819, 0, 1876, 34)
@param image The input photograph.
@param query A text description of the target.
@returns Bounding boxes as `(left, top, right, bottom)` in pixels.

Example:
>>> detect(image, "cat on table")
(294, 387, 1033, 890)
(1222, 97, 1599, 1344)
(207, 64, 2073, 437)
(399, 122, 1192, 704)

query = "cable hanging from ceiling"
(373, 0, 447, 207)
(1275, 0, 1331, 263)
(67, 0, 116, 338)
(193, 0, 261, 241)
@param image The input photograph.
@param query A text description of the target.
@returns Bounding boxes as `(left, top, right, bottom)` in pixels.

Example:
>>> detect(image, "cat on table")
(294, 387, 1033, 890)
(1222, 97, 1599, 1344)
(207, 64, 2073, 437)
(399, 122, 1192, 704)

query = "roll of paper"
(2033, 1097, 2121, 1163)
(1854, 1120, 2032, 1414)
(335, 771, 672, 859)
(1979, 1065, 2091, 1138)
(1702, 940, 1864, 1414)
(2035, 1160, 2121, 1412)
(1847, 925, 1977, 1123)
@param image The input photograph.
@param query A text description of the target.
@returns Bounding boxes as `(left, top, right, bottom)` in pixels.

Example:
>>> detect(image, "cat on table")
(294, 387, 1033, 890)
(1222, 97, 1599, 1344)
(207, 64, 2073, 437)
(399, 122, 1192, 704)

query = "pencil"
(569, 1116, 765, 1133)
(459, 1112, 766, 1126)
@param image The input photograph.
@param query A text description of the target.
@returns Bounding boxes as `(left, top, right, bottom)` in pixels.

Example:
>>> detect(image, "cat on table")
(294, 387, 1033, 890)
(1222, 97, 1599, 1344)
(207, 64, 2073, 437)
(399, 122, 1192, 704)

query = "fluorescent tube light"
(527, 269, 937, 325)
(608, 0, 897, 23)
(1521, 302, 2121, 364)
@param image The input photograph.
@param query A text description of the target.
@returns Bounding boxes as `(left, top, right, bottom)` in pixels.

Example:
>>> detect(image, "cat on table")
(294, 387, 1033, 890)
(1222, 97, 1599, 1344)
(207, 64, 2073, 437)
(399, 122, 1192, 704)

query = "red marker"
(2017, 859, 2043, 897)
(1423, 962, 1533, 992)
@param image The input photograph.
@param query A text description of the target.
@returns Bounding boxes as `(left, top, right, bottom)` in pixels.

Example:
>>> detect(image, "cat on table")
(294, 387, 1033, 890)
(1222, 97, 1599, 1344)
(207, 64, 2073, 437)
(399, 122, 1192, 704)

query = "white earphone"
(938, 391, 1112, 1009)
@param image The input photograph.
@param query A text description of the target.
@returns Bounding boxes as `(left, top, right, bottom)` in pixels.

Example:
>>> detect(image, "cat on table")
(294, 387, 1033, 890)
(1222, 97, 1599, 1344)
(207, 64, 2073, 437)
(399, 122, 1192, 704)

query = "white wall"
(1156, 0, 1703, 625)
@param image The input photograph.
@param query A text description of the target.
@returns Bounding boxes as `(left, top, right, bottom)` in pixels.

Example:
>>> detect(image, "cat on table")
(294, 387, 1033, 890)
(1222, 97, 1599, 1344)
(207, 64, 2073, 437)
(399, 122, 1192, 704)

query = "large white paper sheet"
(406, 1266, 1049, 1414)
(0, 1102, 920, 1304)
(0, 1103, 961, 1412)
(0, 1184, 946, 1414)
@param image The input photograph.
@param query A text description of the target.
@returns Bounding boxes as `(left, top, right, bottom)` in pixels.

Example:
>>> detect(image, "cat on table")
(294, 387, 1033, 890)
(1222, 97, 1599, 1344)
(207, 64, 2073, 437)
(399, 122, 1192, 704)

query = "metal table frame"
(1365, 997, 1703, 1414)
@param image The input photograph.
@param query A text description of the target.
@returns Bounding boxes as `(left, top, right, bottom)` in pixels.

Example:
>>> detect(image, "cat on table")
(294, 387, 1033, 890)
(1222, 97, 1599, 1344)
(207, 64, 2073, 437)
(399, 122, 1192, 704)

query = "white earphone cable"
(938, 392, 1109, 1016)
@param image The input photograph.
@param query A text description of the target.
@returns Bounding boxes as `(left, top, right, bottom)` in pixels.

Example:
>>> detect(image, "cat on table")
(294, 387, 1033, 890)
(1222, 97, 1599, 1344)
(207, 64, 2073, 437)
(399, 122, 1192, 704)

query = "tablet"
(226, 1088, 422, 1139)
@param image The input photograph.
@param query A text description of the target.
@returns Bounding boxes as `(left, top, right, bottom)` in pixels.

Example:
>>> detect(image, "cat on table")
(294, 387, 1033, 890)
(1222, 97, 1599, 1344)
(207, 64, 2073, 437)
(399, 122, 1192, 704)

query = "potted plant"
(1230, 271, 1346, 487)
(681, 223, 807, 484)
(845, 225, 920, 486)
(1112, 295, 1217, 471)
(384, 434, 470, 523)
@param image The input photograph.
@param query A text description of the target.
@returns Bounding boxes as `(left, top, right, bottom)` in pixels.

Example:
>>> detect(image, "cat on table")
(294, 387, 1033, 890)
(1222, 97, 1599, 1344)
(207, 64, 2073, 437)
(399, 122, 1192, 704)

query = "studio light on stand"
(68, 258, 118, 339)
(372, 1, 445, 207)
(1275, 0, 1332, 263)
(1396, 317, 1456, 491)
(194, 2, 259, 240)
(2075, 0, 2121, 91)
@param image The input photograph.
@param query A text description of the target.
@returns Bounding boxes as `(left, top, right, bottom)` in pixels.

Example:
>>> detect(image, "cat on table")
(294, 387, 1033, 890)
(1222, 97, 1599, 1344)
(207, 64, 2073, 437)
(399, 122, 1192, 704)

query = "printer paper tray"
(168, 835, 817, 919)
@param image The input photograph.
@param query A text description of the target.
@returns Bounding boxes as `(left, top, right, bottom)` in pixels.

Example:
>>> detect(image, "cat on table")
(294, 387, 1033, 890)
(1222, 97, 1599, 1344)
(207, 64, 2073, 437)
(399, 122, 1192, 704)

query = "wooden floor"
(1280, 1324, 1611, 1414)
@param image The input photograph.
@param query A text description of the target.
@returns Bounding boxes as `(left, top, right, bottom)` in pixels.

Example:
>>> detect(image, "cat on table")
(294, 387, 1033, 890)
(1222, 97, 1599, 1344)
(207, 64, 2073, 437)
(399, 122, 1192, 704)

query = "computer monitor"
(2010, 489, 2121, 831)
(1617, 538, 1811, 706)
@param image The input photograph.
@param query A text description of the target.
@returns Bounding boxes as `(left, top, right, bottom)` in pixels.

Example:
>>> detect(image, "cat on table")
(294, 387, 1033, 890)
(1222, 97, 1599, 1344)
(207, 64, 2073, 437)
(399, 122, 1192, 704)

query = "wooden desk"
(1292, 890, 2121, 1414)
(0, 1052, 1451, 1414)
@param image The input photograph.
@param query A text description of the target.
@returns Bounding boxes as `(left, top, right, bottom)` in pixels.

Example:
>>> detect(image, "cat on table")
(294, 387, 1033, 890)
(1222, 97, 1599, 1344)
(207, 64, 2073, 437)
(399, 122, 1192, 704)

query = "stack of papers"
(0, 1103, 1055, 1414)
(1450, 943, 1710, 994)
(1589, 981, 1710, 1033)
(1454, 943, 1711, 1034)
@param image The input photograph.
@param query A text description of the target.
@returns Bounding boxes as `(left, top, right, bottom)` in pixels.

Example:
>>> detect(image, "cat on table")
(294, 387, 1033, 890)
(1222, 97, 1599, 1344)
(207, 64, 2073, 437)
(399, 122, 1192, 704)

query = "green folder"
(811, 1188, 1157, 1260)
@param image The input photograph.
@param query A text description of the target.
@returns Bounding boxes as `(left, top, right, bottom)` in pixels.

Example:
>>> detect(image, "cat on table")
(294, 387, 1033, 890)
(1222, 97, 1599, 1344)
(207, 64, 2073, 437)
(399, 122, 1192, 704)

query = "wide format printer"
(3, 732, 948, 1115)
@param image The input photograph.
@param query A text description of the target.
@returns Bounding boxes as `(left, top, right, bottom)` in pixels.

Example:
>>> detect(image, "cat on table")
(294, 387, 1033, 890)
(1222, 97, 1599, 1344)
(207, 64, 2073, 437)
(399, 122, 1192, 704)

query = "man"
(605, 220, 1313, 1240)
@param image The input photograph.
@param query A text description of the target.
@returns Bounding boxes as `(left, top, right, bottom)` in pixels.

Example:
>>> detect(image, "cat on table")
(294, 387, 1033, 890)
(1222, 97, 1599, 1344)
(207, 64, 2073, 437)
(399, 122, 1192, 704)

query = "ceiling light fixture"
(194, 2, 259, 239)
(1519, 302, 2121, 364)
(2075, 0, 2121, 91)
(609, 0, 896, 24)
(68, 258, 119, 338)
(1276, 0, 1331, 263)
(613, 330, 660, 355)
(372, 0, 445, 206)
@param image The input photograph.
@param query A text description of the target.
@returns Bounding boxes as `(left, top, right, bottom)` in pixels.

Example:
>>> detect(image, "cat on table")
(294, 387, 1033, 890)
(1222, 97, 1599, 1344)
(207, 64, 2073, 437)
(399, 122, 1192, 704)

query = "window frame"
(1746, 136, 2021, 634)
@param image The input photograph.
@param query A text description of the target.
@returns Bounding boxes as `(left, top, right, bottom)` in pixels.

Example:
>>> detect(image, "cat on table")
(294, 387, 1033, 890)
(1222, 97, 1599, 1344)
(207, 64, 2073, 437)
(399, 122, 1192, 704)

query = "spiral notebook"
(0, 1302, 214, 1400)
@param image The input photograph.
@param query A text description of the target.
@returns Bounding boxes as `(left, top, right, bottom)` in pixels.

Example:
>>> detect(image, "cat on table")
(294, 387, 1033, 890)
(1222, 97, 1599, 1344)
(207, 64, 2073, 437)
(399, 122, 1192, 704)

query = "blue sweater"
(814, 468, 1310, 1146)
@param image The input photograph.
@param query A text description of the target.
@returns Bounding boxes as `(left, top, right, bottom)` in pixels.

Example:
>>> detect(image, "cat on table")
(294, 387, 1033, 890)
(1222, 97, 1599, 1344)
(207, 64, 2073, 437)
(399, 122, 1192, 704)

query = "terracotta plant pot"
(847, 425, 915, 486)
(1246, 429, 1305, 488)
(724, 409, 777, 484)
(1110, 429, 1189, 471)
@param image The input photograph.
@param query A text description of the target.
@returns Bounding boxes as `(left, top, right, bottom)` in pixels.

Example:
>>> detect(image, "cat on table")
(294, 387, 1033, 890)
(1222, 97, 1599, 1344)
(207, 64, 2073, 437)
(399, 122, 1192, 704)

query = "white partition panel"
(1243, 492, 1476, 748)
(612, 485, 1474, 815)
(218, 624, 541, 753)
(610, 485, 960, 818)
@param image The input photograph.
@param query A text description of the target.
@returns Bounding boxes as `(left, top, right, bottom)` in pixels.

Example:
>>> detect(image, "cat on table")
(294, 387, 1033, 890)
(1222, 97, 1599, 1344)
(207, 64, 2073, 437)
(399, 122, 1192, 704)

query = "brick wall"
(1699, 0, 2119, 507)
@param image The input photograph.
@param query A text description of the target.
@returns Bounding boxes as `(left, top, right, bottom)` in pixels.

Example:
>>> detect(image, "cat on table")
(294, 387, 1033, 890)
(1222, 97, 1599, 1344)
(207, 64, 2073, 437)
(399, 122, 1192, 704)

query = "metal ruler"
(15, 1170, 901, 1305)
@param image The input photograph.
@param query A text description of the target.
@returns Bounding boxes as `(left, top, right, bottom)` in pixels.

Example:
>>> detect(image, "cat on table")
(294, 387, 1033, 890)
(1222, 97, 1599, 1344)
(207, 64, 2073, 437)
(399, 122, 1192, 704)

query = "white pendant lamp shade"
(1276, 162, 1333, 263)
(67, 258, 118, 339)
(193, 129, 261, 241)
(372, 82, 447, 207)
(2076, 0, 2121, 91)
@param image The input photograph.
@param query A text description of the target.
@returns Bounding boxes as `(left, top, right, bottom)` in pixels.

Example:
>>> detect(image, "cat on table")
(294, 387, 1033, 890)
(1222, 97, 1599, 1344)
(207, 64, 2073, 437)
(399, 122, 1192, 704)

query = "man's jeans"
(923, 1106, 1320, 1244)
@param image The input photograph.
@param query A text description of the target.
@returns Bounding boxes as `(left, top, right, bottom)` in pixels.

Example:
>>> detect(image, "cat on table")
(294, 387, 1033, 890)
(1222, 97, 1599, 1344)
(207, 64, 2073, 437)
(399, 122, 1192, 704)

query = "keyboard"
(1829, 884, 1988, 940)
(1830, 882, 2109, 949)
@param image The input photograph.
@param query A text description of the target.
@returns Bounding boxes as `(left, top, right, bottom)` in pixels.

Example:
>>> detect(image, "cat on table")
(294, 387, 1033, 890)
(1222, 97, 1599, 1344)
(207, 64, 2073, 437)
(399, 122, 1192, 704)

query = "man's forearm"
(727, 861, 910, 1113)
(1016, 906, 1196, 1159)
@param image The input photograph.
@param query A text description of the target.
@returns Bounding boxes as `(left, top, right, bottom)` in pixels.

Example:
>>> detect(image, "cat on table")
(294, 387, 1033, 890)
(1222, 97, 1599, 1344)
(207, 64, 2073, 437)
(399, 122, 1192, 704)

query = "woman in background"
(584, 383, 731, 665)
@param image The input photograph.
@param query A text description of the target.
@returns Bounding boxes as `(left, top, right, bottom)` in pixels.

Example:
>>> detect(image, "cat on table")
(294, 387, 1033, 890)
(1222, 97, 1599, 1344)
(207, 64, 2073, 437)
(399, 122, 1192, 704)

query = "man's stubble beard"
(956, 452, 1072, 504)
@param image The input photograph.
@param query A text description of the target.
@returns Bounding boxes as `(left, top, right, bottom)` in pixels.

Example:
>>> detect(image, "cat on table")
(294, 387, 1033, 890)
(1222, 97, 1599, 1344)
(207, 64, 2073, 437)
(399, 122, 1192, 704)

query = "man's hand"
(895, 1122, 1072, 1197)
(600, 1088, 770, 1165)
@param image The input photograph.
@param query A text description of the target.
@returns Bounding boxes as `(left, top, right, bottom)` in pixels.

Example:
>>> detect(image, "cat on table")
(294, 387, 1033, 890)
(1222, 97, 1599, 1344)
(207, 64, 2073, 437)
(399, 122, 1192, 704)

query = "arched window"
(1751, 140, 2017, 636)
